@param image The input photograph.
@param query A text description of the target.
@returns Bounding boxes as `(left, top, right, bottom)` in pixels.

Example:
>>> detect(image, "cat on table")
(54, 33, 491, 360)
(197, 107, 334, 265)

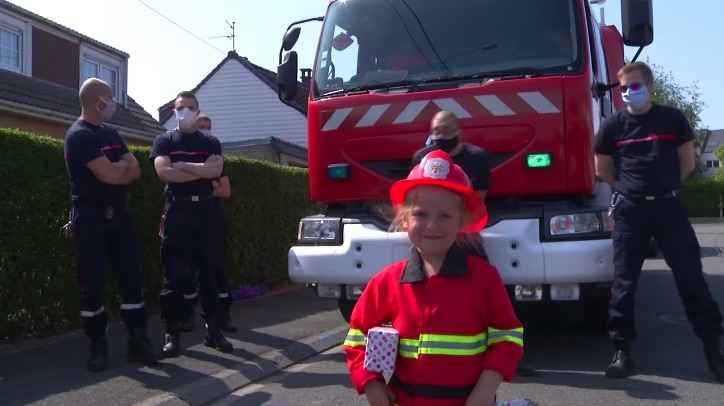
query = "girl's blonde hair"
(385, 185, 479, 249)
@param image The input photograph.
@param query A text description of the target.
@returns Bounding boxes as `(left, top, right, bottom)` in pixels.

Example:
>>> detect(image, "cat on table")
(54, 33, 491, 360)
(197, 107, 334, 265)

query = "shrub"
(0, 128, 319, 339)
(681, 178, 724, 217)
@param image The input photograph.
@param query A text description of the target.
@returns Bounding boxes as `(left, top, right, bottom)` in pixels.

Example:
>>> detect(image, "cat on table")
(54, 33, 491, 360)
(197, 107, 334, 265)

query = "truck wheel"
(645, 237, 658, 258)
(338, 298, 357, 324)
(584, 296, 609, 332)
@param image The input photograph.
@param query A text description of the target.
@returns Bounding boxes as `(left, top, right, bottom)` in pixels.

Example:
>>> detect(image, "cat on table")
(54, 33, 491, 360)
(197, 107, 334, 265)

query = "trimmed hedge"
(0, 128, 319, 339)
(680, 179, 724, 217)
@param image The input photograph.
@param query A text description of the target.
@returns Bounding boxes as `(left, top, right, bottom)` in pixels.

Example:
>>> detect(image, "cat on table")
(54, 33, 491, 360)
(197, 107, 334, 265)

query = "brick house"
(0, 0, 165, 145)
(157, 50, 310, 166)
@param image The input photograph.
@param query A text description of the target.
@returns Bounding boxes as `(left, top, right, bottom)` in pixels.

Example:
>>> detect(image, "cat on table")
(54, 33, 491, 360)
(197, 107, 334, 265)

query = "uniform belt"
(167, 195, 213, 202)
(389, 374, 474, 399)
(619, 191, 678, 201)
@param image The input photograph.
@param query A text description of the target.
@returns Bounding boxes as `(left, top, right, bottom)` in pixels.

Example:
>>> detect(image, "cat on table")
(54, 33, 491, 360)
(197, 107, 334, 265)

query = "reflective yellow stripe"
(350, 326, 524, 358)
(487, 327, 524, 347)
(343, 328, 366, 348)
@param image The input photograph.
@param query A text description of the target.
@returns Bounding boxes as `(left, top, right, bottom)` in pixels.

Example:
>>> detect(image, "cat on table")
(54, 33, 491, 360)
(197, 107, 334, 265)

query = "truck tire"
(338, 298, 357, 324)
(584, 296, 609, 332)
(645, 237, 658, 258)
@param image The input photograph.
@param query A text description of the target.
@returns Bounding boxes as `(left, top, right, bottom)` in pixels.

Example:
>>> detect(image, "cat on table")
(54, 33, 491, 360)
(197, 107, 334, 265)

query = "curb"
(133, 324, 349, 406)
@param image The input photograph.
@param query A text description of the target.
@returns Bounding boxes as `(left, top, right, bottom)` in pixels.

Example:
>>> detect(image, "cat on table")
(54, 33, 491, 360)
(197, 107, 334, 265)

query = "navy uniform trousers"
(609, 193, 724, 342)
(159, 198, 222, 323)
(72, 203, 147, 338)
(179, 205, 233, 318)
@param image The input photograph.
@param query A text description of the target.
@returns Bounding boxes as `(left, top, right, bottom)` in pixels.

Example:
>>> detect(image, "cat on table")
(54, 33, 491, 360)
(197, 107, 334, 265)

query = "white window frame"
(79, 43, 127, 105)
(0, 10, 32, 76)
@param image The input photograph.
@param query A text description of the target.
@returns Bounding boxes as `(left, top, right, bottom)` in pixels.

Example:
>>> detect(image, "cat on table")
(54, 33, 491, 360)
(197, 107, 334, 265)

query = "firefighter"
(594, 61, 724, 382)
(63, 78, 160, 371)
(177, 113, 237, 333)
(411, 110, 537, 377)
(149, 91, 233, 357)
(344, 149, 524, 406)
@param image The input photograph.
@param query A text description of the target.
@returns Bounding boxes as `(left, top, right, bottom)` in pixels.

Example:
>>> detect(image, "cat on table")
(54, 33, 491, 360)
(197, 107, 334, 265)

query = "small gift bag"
(363, 325, 399, 377)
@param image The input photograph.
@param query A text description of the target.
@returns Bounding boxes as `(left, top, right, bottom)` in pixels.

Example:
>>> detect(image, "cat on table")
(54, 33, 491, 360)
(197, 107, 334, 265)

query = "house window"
(706, 160, 720, 169)
(0, 27, 20, 71)
(79, 44, 124, 101)
(82, 59, 118, 98)
(0, 11, 31, 75)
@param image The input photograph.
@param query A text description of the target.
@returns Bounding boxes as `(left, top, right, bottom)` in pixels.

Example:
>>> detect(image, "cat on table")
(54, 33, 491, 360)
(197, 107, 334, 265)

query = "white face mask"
(175, 107, 198, 129)
(98, 97, 117, 120)
(622, 85, 650, 110)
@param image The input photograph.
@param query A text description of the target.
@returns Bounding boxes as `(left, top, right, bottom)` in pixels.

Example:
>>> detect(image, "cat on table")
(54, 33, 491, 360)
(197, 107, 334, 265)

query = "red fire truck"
(276, 0, 654, 327)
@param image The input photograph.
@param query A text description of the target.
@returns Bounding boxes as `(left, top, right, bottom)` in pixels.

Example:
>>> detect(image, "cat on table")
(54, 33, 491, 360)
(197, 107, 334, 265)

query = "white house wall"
(161, 59, 307, 148)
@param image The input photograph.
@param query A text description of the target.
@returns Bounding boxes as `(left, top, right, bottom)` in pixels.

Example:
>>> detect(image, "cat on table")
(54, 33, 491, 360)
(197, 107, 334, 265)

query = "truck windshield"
(314, 0, 583, 98)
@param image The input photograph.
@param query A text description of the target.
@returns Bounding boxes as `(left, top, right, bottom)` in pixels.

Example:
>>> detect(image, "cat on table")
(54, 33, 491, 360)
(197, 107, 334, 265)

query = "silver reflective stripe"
(120, 303, 145, 310)
(399, 343, 419, 353)
(183, 293, 198, 299)
(419, 339, 487, 351)
(488, 330, 523, 341)
(218, 293, 229, 298)
(80, 306, 106, 317)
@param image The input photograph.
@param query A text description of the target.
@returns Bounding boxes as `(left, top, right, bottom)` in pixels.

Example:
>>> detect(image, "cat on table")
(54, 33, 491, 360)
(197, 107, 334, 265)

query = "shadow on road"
(0, 287, 342, 406)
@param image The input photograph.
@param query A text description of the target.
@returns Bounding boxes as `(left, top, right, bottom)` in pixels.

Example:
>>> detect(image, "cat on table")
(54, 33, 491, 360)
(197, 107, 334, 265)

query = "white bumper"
(288, 219, 613, 287)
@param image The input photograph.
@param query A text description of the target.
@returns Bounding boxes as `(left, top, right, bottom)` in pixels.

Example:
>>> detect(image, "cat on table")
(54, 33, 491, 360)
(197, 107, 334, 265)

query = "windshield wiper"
(321, 79, 421, 98)
(422, 67, 544, 84)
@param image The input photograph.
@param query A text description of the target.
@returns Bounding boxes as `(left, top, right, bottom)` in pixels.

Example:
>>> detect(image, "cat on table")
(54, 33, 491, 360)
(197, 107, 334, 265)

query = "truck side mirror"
(277, 51, 299, 102)
(621, 0, 653, 47)
(282, 27, 301, 52)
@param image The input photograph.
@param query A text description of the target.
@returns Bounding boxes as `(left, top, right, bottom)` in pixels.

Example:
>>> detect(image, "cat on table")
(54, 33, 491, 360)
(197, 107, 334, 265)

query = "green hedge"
(0, 128, 319, 339)
(680, 178, 724, 217)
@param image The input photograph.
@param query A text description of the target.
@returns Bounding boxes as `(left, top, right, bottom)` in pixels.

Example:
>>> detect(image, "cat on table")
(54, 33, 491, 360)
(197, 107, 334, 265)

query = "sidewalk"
(0, 285, 348, 406)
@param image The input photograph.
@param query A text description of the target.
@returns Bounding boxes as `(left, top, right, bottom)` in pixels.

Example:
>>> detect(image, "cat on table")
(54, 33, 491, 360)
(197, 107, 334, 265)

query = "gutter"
(0, 100, 155, 144)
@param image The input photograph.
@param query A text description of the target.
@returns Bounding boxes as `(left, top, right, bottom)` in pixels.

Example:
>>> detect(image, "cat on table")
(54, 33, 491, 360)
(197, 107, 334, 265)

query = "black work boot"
(87, 336, 109, 372)
(127, 326, 162, 364)
(605, 341, 634, 378)
(703, 335, 724, 383)
(162, 322, 181, 358)
(204, 321, 234, 353)
(220, 304, 237, 333)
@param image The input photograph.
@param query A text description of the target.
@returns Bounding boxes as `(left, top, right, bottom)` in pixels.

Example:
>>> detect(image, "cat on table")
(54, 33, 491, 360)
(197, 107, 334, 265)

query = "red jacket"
(344, 245, 524, 406)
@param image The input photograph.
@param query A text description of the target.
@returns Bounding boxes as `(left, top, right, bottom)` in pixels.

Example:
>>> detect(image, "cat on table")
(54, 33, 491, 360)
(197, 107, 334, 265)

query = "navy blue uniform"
(63, 119, 146, 339)
(149, 130, 225, 324)
(594, 104, 724, 343)
(412, 143, 492, 261)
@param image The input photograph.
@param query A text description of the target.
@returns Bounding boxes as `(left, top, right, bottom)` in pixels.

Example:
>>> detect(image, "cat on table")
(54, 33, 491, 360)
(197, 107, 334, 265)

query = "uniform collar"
(399, 243, 469, 283)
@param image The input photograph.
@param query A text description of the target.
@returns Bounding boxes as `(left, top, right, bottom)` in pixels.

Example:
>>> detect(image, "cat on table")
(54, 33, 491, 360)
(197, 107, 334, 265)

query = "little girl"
(344, 149, 524, 406)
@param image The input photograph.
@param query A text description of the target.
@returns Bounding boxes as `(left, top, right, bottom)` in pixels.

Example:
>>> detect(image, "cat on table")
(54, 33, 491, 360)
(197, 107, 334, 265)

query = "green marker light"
(526, 153, 551, 168)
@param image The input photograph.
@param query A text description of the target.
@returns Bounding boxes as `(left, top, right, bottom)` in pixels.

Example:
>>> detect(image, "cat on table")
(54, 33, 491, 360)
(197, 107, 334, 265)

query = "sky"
(10, 0, 724, 130)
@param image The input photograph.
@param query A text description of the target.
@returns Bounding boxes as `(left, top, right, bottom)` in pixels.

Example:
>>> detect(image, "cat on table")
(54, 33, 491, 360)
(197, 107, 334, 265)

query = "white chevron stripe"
(517, 92, 560, 113)
(322, 107, 353, 131)
(474, 95, 515, 116)
(393, 100, 428, 124)
(432, 98, 472, 118)
(356, 104, 390, 127)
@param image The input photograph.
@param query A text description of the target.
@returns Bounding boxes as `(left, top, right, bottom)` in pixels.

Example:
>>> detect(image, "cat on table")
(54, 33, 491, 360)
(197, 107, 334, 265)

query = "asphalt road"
(213, 223, 724, 406)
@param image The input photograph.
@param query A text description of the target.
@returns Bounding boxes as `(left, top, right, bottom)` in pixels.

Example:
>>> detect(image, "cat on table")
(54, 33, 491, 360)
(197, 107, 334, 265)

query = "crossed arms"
(152, 155, 224, 183)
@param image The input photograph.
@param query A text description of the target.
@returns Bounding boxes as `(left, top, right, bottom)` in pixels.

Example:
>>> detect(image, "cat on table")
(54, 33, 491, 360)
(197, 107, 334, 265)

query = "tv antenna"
(210, 21, 236, 52)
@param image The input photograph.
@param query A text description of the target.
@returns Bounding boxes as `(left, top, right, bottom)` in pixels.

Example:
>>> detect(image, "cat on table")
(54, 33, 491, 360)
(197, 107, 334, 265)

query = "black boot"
(204, 321, 234, 353)
(605, 341, 634, 378)
(162, 322, 181, 358)
(87, 336, 109, 372)
(127, 325, 162, 364)
(220, 304, 237, 333)
(703, 335, 724, 383)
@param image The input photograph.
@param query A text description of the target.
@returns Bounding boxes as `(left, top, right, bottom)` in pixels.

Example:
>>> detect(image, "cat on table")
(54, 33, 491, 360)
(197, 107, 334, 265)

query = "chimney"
(300, 68, 312, 86)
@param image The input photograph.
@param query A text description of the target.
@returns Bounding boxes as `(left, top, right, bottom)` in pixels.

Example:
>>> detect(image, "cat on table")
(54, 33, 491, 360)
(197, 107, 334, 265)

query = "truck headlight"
(549, 213, 601, 235)
(297, 218, 342, 245)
